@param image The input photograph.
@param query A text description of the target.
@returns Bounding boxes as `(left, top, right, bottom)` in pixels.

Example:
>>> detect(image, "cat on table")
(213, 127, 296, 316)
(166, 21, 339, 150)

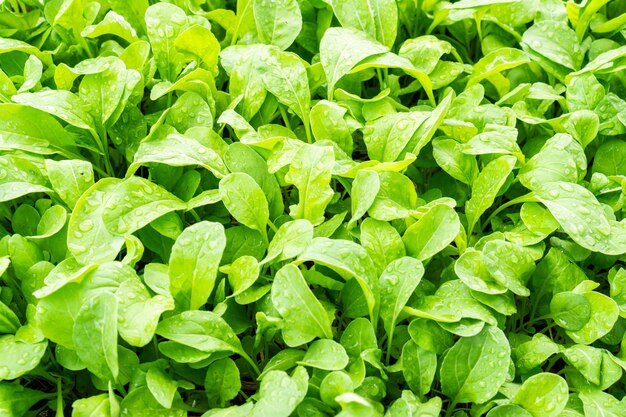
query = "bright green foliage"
(1, 0, 626, 416)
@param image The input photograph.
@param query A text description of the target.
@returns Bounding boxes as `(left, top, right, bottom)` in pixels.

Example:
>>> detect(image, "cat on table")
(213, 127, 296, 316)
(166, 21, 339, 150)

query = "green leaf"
(519, 134, 586, 190)
(169, 221, 226, 311)
(440, 325, 511, 404)
(550, 291, 591, 331)
(67, 179, 125, 264)
(363, 112, 428, 163)
(512, 373, 568, 417)
(401, 340, 436, 398)
(535, 182, 626, 255)
(259, 350, 304, 379)
(521, 20, 583, 81)
(352, 52, 435, 106)
(520, 202, 559, 235)
(325, 0, 397, 47)
(82, 10, 139, 44)
(566, 74, 605, 112)
(0, 100, 75, 155)
(432, 138, 479, 185)
(72, 394, 120, 417)
(310, 100, 355, 155)
(299, 339, 349, 370)
(320, 371, 354, 407)
(487, 405, 533, 417)
(146, 365, 178, 409)
(35, 262, 132, 349)
(340, 318, 378, 358)
(73, 292, 119, 382)
(579, 390, 626, 417)
(255, 46, 311, 134)
(0, 334, 47, 381)
(379, 257, 423, 350)
(465, 155, 516, 235)
(562, 110, 600, 149)
(253, 0, 302, 50)
(227, 255, 260, 297)
(116, 279, 174, 347)
(513, 334, 560, 373)
(205, 358, 240, 407)
(220, 172, 269, 237)
(455, 249, 507, 295)
(271, 264, 333, 346)
(45, 159, 94, 209)
(263, 220, 313, 265)
(285, 144, 334, 226)
(593, 140, 626, 176)
(120, 385, 184, 416)
(219, 46, 267, 121)
(0, 155, 51, 203)
(403, 204, 460, 261)
(408, 319, 454, 355)
(0, 299, 19, 335)
(298, 237, 378, 321)
(360, 218, 405, 275)
(232, 0, 257, 43)
(101, 176, 187, 236)
(224, 142, 283, 220)
(320, 27, 388, 100)
(72, 393, 120, 417)
(128, 131, 228, 179)
(13, 90, 95, 134)
(0, 103, 77, 156)
(108, 0, 147, 35)
(175, 25, 221, 75)
(566, 290, 619, 344)
(460, 125, 524, 161)
(468, 48, 530, 86)
(568, 44, 626, 79)
(0, 382, 49, 417)
(368, 172, 419, 221)
(609, 268, 626, 317)
(348, 170, 380, 228)
(18, 55, 43, 93)
(561, 344, 612, 387)
(252, 371, 302, 417)
(145, 3, 189, 81)
(77, 58, 141, 129)
(156, 310, 245, 355)
(482, 240, 534, 296)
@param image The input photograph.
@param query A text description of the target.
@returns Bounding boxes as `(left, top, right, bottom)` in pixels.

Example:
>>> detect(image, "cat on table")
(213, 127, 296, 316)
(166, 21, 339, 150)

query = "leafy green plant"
(1, 0, 626, 416)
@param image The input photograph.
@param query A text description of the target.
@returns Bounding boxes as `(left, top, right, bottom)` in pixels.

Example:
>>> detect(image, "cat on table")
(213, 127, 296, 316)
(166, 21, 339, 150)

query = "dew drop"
(78, 220, 94, 232)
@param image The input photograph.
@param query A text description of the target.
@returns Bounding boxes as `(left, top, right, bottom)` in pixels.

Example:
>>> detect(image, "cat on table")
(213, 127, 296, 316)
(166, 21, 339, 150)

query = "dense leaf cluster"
(1, 0, 626, 416)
